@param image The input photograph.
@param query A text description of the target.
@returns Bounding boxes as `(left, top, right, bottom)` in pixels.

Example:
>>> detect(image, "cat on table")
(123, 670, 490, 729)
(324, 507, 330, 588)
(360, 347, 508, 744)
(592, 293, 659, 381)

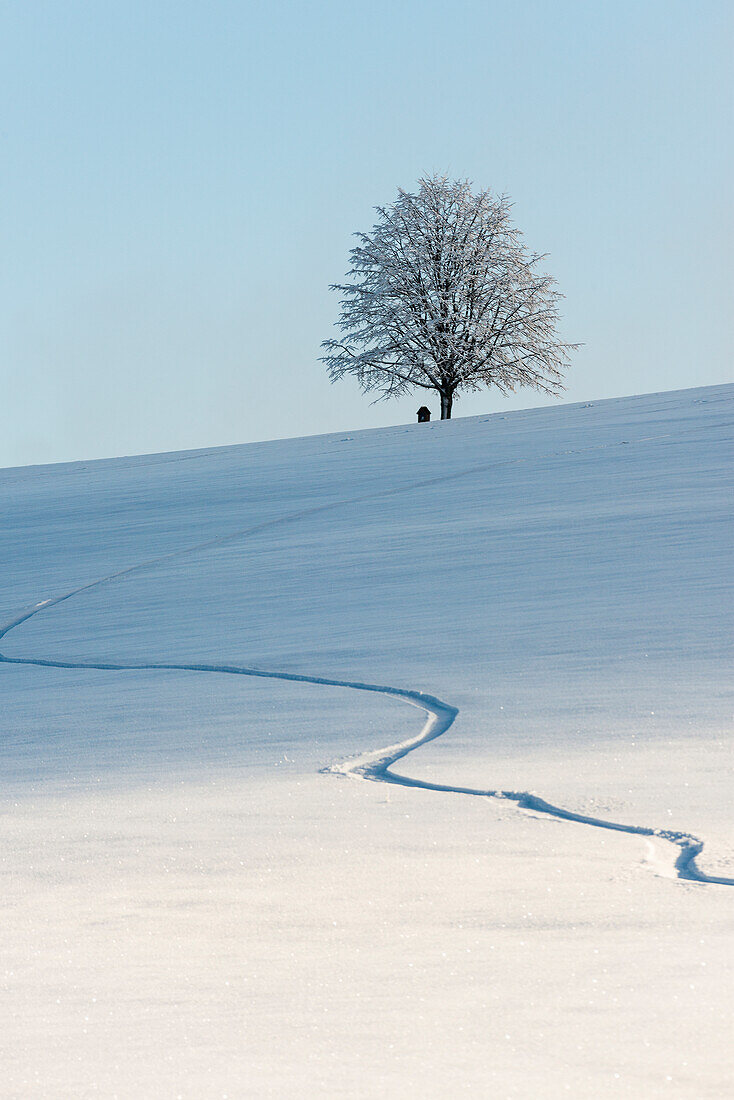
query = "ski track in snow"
(1, 423, 731, 888)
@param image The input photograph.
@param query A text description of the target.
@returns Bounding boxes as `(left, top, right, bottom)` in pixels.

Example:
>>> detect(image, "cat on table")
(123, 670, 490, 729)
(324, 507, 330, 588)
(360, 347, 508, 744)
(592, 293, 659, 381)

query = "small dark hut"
(417, 406, 431, 423)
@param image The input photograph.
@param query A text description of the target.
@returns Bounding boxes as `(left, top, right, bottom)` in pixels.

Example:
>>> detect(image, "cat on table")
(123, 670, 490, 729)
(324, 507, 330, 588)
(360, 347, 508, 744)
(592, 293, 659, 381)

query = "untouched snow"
(0, 385, 732, 1097)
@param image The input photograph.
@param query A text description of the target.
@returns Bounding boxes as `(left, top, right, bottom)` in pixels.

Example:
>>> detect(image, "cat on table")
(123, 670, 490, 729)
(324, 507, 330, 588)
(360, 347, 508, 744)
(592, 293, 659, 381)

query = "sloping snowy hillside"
(1, 385, 732, 1097)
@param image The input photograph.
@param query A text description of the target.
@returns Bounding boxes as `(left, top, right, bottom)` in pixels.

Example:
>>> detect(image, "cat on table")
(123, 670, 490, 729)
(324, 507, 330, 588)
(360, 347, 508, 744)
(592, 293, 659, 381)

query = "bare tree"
(321, 175, 577, 420)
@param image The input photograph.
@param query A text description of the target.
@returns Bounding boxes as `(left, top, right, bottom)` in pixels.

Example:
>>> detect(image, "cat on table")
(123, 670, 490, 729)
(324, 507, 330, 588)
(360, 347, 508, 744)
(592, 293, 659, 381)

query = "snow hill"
(1, 385, 732, 1097)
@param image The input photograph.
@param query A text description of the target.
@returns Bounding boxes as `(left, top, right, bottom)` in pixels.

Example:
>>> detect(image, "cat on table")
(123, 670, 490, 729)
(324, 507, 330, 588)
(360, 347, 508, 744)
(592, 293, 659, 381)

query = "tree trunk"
(440, 391, 453, 419)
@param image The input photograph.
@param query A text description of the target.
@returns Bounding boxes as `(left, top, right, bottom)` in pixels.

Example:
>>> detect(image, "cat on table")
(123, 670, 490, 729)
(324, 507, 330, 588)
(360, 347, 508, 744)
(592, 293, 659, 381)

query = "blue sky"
(2, 0, 732, 466)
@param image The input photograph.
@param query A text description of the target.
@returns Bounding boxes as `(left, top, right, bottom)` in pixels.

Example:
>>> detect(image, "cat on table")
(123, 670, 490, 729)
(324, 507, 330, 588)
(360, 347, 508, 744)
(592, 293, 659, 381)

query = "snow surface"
(1, 385, 732, 1097)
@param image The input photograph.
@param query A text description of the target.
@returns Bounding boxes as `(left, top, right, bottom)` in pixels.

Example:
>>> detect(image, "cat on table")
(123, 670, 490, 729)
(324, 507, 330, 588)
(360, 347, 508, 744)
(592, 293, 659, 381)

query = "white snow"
(1, 385, 732, 1097)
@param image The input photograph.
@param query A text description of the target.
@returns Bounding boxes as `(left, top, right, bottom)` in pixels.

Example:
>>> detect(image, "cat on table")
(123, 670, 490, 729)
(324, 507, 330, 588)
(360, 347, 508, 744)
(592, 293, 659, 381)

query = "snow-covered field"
(1, 385, 732, 1098)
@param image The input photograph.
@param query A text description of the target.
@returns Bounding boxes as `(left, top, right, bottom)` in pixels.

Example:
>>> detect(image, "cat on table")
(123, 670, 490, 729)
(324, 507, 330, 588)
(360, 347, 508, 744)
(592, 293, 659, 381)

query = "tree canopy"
(321, 175, 577, 419)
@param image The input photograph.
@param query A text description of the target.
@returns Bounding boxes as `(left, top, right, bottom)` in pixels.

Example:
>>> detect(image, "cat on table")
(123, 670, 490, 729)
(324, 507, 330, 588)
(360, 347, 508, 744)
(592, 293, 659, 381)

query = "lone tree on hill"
(321, 175, 577, 419)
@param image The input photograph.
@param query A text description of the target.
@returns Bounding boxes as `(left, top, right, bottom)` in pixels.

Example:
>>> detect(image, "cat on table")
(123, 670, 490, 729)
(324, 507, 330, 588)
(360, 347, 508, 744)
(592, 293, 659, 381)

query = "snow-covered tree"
(321, 175, 577, 419)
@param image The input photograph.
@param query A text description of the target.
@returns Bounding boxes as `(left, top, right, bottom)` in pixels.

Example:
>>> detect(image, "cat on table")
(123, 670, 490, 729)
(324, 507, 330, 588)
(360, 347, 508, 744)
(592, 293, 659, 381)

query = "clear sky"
(2, 0, 732, 467)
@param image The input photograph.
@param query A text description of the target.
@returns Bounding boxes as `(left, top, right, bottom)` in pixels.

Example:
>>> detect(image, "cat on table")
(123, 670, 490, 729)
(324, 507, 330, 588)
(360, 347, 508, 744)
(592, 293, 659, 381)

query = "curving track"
(2, 426, 731, 887)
